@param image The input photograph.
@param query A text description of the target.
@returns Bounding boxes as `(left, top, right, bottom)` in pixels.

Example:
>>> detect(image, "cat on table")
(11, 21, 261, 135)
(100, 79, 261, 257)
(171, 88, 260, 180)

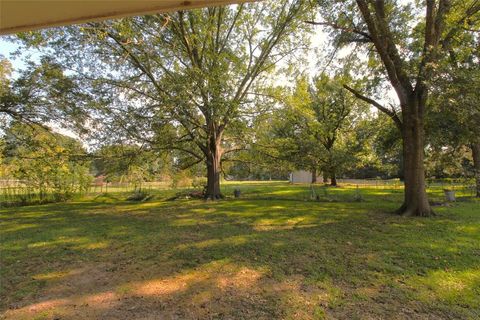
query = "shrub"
(170, 172, 192, 189)
(192, 177, 207, 189)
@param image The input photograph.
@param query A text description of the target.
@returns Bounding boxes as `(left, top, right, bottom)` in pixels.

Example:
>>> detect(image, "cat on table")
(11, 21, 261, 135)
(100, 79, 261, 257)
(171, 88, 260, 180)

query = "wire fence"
(1, 178, 477, 207)
(336, 178, 477, 198)
(0, 180, 172, 207)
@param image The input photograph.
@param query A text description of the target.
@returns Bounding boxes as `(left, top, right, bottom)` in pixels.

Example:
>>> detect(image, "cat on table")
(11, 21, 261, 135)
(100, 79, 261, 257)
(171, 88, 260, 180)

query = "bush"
(192, 177, 207, 189)
(53, 192, 73, 202)
(170, 172, 192, 189)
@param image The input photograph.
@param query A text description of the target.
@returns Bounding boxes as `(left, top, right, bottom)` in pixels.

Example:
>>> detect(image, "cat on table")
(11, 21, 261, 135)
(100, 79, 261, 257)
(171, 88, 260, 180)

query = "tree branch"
(343, 84, 402, 129)
(304, 20, 372, 41)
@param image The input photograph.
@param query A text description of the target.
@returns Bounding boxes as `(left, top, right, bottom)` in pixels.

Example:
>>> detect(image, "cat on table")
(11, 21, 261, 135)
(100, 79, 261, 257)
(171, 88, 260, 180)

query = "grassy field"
(1, 182, 479, 319)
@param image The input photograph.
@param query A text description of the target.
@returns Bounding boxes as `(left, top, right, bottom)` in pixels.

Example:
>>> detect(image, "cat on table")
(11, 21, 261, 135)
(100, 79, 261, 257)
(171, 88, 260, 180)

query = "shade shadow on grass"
(1, 184, 479, 319)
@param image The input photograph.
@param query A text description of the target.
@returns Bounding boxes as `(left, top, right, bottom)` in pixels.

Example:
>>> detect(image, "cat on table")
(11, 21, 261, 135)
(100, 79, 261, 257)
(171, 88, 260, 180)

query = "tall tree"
(312, 0, 480, 216)
(267, 74, 363, 185)
(15, 0, 308, 199)
(268, 78, 325, 183)
(310, 73, 358, 186)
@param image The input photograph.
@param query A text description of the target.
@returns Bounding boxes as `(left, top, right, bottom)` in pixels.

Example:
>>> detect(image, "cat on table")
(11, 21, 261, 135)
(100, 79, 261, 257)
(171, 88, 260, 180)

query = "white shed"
(289, 170, 323, 184)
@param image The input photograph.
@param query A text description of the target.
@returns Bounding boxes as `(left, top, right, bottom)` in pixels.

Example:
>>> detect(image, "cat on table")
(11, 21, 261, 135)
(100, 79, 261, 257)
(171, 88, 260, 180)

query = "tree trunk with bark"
(330, 170, 337, 186)
(398, 150, 405, 181)
(311, 168, 317, 184)
(472, 141, 480, 197)
(345, 84, 434, 216)
(339, 0, 452, 217)
(397, 97, 433, 216)
(205, 149, 222, 200)
(322, 171, 328, 184)
(204, 128, 224, 200)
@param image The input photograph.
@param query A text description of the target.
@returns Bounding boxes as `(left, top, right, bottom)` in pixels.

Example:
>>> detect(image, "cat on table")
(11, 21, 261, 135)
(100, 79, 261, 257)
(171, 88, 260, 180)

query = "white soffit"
(0, 0, 256, 35)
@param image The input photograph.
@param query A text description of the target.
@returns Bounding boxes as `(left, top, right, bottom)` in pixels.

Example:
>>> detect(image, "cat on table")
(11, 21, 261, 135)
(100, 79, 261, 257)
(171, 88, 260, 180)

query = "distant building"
(289, 170, 323, 184)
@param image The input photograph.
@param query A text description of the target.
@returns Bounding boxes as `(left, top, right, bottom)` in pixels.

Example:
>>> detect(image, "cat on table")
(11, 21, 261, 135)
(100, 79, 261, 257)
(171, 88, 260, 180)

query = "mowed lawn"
(1, 182, 479, 319)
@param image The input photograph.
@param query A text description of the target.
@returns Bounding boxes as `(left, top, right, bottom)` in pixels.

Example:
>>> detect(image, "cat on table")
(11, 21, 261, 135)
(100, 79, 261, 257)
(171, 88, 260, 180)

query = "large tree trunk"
(472, 141, 480, 197)
(311, 167, 317, 184)
(205, 146, 222, 200)
(397, 150, 405, 181)
(397, 100, 433, 217)
(330, 170, 337, 186)
(322, 171, 328, 184)
(204, 126, 224, 200)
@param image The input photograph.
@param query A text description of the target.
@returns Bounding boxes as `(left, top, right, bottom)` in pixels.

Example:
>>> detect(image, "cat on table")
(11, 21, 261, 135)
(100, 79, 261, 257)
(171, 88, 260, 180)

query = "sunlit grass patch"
(32, 270, 77, 281)
(409, 269, 480, 308)
(0, 223, 40, 233)
(27, 236, 86, 249)
(75, 241, 109, 250)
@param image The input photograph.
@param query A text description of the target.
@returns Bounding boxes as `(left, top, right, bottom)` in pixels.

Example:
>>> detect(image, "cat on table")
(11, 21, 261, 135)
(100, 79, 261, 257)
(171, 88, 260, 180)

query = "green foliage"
(0, 56, 89, 132)
(169, 170, 193, 189)
(92, 145, 170, 186)
(428, 49, 480, 146)
(368, 114, 403, 178)
(0, 56, 13, 98)
(14, 1, 311, 188)
(424, 7, 480, 183)
(1, 122, 91, 204)
(264, 74, 369, 179)
(314, 0, 480, 214)
(191, 176, 207, 189)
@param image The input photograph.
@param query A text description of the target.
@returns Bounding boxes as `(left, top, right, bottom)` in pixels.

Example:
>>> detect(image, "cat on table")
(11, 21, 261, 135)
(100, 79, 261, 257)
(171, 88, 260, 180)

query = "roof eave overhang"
(0, 0, 257, 35)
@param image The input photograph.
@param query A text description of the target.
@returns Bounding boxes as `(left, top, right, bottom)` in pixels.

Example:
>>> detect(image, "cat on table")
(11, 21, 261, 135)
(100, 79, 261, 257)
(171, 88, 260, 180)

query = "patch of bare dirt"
(2, 261, 462, 320)
(3, 262, 301, 319)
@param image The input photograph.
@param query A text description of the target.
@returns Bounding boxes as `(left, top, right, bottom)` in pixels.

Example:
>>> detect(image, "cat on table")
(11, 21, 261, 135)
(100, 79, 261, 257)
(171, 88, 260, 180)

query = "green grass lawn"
(1, 182, 479, 319)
